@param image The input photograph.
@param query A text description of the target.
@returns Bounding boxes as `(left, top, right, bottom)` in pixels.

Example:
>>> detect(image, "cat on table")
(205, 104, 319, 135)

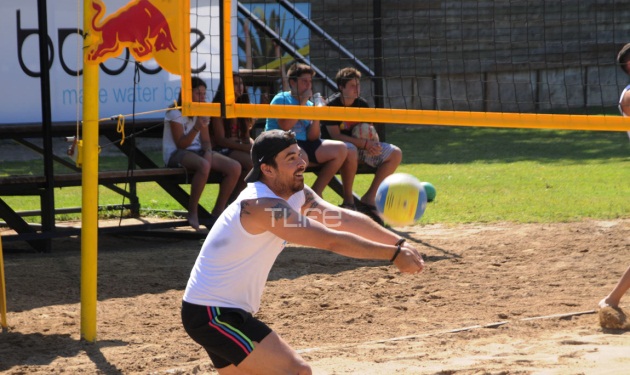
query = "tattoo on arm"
(240, 201, 251, 217)
(303, 190, 320, 214)
(271, 202, 290, 221)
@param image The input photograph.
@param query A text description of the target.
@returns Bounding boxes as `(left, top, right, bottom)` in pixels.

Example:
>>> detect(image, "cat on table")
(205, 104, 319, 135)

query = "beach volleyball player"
(181, 130, 424, 374)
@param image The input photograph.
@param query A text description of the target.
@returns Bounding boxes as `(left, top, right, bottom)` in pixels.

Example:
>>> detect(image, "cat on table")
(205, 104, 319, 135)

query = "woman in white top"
(163, 77, 240, 230)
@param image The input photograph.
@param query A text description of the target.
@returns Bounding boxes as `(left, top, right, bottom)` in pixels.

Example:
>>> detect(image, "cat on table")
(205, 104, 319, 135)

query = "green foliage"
(237, 5, 304, 69)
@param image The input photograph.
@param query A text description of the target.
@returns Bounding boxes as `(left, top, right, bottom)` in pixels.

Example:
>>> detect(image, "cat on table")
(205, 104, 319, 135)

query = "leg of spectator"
(180, 152, 211, 229)
(210, 152, 241, 216)
(339, 144, 358, 205)
(361, 146, 402, 206)
(227, 150, 253, 202)
(311, 140, 347, 197)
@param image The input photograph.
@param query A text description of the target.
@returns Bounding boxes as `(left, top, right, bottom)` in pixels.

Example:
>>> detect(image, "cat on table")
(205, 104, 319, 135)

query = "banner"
(0, 0, 236, 125)
(85, 0, 185, 75)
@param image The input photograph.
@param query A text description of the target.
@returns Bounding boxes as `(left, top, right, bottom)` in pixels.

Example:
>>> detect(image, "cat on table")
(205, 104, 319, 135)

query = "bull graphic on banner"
(85, 0, 186, 75)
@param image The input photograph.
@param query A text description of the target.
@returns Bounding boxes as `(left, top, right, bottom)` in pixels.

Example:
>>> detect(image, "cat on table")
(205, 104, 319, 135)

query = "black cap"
(244, 130, 298, 183)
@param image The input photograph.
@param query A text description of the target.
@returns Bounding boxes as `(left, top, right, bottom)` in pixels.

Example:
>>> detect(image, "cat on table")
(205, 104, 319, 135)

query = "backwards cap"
(244, 130, 297, 183)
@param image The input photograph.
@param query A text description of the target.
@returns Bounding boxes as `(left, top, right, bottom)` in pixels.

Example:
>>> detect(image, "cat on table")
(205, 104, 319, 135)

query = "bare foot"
(599, 297, 616, 309)
(187, 213, 200, 230)
(359, 198, 376, 208)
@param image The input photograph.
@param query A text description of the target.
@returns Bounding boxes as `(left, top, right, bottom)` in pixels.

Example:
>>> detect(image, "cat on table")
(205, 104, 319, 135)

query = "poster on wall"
(236, 2, 310, 104)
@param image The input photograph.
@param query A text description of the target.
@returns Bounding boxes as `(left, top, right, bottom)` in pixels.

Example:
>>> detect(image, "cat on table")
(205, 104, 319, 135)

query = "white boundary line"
(297, 310, 596, 354)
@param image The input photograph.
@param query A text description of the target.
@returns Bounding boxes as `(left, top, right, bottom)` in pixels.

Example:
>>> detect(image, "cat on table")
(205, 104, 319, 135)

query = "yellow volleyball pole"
(222, 0, 235, 117)
(0, 236, 7, 331)
(80, 0, 99, 342)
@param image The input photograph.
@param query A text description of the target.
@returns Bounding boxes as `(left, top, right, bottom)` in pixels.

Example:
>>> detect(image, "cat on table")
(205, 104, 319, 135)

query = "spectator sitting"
(322, 67, 403, 224)
(211, 72, 255, 200)
(163, 77, 241, 230)
(265, 62, 358, 209)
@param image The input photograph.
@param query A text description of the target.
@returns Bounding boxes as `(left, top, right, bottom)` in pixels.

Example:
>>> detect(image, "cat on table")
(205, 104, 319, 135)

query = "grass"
(1, 126, 629, 225)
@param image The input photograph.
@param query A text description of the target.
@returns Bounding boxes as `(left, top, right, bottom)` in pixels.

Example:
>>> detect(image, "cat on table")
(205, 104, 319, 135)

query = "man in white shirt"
(181, 130, 424, 374)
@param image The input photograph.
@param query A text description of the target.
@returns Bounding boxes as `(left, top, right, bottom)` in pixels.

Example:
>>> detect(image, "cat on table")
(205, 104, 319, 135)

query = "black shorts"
(181, 300, 272, 369)
(212, 146, 232, 156)
(296, 139, 322, 164)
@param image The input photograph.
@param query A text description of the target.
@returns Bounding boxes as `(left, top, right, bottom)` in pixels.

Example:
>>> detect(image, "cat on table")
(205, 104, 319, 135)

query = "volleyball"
(375, 173, 428, 227)
(351, 123, 379, 142)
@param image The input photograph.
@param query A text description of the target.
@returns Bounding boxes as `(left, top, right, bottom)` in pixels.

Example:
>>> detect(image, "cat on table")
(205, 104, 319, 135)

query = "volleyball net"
(180, 0, 630, 132)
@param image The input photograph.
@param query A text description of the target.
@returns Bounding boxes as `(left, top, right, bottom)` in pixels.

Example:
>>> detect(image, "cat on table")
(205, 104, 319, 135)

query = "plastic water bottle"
(312, 92, 325, 106)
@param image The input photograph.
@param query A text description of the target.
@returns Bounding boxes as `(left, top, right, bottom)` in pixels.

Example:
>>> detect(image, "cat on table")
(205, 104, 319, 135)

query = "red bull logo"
(86, 0, 185, 75)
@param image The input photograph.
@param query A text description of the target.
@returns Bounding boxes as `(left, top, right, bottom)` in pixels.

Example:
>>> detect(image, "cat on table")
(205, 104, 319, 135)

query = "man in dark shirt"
(322, 67, 403, 224)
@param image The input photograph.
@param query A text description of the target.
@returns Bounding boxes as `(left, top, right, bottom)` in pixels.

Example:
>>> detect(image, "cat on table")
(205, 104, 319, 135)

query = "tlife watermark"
(266, 207, 342, 228)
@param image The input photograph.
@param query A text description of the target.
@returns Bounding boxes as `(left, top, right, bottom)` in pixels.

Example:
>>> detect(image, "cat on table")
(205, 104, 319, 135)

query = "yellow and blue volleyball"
(375, 173, 428, 226)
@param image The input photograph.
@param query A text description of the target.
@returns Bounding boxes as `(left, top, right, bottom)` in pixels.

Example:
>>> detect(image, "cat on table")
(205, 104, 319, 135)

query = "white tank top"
(183, 182, 305, 313)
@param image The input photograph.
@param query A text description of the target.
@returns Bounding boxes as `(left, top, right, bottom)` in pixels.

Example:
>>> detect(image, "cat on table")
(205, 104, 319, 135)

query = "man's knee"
(228, 159, 242, 176)
(316, 142, 346, 163)
(389, 146, 403, 163)
(196, 158, 211, 176)
(287, 358, 312, 375)
(329, 140, 348, 157)
(297, 363, 313, 375)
